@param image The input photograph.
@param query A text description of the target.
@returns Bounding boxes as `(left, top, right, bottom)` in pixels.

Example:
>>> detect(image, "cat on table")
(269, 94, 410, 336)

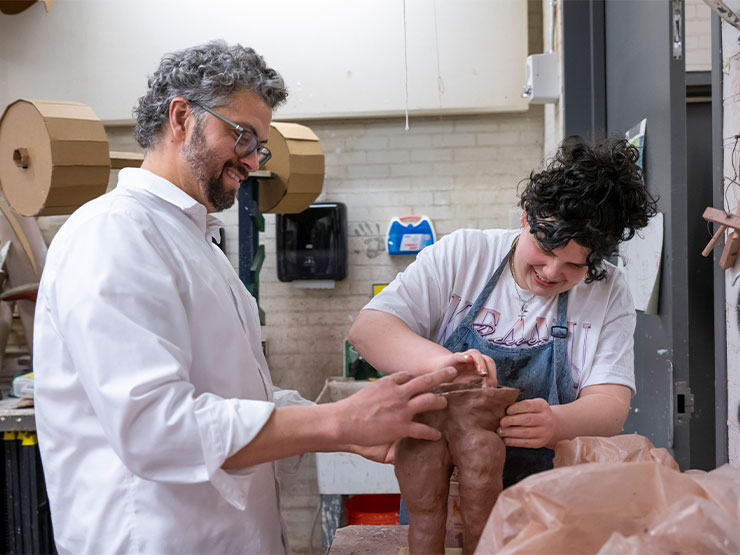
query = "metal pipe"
(548, 0, 557, 53)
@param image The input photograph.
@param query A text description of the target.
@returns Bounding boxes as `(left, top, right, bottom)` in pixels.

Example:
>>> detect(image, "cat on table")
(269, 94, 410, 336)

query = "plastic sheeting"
(475, 435, 740, 554)
(553, 434, 679, 471)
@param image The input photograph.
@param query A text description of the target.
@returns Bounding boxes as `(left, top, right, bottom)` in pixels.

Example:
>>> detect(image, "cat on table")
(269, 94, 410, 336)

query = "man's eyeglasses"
(190, 101, 272, 169)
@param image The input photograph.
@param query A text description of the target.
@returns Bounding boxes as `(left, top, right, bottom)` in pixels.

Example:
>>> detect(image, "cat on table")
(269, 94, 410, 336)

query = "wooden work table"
(328, 525, 409, 555)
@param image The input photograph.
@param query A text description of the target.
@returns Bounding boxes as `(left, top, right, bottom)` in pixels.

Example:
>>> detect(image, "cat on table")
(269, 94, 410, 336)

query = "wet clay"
(394, 381, 519, 555)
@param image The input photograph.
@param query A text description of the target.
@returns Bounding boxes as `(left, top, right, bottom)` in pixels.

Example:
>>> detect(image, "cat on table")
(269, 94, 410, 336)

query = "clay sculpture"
(394, 380, 519, 554)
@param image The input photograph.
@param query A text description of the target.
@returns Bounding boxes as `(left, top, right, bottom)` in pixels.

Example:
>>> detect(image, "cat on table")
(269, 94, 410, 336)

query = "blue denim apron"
(442, 252, 576, 488)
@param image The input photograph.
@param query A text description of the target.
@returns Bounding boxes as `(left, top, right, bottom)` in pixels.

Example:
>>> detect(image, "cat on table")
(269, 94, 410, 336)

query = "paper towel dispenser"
(276, 202, 347, 282)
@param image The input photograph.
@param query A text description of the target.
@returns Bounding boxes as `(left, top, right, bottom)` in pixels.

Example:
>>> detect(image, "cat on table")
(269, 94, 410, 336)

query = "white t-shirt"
(34, 168, 310, 555)
(365, 228, 636, 395)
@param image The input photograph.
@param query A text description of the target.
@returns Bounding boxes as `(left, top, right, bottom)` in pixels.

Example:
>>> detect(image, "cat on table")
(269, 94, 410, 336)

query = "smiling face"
(512, 215, 591, 297)
(182, 89, 272, 212)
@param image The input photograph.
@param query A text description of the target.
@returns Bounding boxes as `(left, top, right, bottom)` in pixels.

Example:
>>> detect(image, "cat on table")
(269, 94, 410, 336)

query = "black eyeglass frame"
(190, 101, 272, 169)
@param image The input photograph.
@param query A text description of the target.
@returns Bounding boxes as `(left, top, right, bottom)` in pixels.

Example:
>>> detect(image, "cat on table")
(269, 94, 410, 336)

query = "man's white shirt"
(34, 168, 308, 554)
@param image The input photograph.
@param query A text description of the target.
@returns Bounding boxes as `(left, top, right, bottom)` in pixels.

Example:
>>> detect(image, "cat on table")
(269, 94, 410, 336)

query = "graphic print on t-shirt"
(436, 293, 592, 389)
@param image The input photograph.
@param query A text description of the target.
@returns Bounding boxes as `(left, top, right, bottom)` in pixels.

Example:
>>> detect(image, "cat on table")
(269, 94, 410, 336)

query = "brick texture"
(685, 0, 712, 72)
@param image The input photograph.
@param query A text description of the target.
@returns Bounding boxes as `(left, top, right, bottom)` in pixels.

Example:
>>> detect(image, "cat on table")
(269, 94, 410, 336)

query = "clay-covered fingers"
(480, 354, 497, 386)
(400, 367, 458, 398)
(451, 349, 498, 387)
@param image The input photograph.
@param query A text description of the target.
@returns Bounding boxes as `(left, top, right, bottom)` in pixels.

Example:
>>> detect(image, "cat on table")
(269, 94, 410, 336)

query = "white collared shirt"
(34, 168, 305, 554)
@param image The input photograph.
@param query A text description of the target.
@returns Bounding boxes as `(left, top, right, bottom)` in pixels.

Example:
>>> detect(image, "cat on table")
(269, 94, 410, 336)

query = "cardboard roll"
(0, 0, 53, 15)
(0, 99, 111, 216)
(260, 122, 324, 214)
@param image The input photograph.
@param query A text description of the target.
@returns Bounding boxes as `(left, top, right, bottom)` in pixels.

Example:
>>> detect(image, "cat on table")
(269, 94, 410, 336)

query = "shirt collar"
(117, 168, 224, 243)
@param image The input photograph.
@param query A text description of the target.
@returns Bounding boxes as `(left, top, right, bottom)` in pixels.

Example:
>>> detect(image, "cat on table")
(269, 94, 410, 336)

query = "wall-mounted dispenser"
(276, 202, 347, 282)
(386, 215, 435, 255)
(521, 53, 559, 104)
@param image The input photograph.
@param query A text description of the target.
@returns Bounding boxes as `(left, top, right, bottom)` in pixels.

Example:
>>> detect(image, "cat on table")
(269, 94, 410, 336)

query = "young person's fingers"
(505, 398, 547, 415)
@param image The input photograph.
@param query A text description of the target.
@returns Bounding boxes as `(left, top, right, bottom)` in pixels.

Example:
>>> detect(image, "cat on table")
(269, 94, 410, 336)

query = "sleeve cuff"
(580, 365, 636, 397)
(194, 397, 275, 509)
(271, 387, 315, 485)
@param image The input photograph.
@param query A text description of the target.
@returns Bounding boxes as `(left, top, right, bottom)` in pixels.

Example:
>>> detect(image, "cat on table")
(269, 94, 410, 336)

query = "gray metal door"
(564, 0, 695, 468)
(605, 0, 689, 467)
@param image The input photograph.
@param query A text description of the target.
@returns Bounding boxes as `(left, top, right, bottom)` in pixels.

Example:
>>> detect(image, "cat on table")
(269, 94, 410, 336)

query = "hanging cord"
(725, 134, 740, 215)
(403, 0, 410, 130)
(708, 134, 740, 241)
(707, 135, 740, 241)
(433, 0, 445, 111)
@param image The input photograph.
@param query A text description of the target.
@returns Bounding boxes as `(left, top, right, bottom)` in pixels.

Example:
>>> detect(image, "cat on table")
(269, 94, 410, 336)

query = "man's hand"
(335, 367, 458, 448)
(349, 442, 396, 464)
(432, 349, 498, 387)
(497, 398, 556, 449)
(222, 369, 455, 470)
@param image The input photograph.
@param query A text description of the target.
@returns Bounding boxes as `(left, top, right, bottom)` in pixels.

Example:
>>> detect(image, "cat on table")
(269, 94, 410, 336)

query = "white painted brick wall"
(686, 0, 712, 72)
(257, 107, 545, 383)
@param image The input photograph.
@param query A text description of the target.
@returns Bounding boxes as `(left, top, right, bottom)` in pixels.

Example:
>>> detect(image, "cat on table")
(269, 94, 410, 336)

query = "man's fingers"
(407, 391, 447, 414)
(386, 371, 414, 385)
(402, 367, 457, 397)
(406, 422, 443, 442)
(386, 443, 397, 465)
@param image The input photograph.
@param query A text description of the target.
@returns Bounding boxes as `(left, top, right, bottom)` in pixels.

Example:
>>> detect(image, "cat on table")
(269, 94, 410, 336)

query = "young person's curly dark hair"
(519, 136, 658, 283)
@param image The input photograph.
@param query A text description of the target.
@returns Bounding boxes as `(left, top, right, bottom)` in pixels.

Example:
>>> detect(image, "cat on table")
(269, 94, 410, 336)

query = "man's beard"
(183, 121, 239, 212)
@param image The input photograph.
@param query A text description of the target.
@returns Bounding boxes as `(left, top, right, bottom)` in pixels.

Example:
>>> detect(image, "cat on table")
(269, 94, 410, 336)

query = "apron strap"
(548, 290, 570, 404)
(457, 254, 510, 328)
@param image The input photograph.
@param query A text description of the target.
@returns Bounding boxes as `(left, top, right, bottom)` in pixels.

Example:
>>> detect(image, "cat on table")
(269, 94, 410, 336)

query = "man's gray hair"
(134, 40, 288, 150)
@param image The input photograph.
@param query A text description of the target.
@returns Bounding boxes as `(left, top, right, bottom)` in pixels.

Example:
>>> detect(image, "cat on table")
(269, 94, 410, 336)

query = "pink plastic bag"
(475, 435, 740, 554)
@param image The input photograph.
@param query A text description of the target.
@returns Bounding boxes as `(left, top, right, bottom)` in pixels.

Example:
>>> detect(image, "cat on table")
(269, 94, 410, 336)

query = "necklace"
(509, 236, 536, 319)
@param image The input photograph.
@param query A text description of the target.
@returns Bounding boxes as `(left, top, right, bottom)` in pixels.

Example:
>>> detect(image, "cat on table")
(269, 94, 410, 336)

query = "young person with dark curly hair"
(349, 136, 658, 486)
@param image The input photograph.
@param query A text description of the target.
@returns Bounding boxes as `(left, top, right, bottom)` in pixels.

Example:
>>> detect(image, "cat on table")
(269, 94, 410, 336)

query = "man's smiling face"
(182, 90, 272, 212)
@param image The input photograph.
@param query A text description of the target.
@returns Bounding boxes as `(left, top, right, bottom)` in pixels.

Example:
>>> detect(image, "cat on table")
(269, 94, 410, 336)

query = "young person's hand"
(496, 398, 556, 448)
(431, 349, 497, 387)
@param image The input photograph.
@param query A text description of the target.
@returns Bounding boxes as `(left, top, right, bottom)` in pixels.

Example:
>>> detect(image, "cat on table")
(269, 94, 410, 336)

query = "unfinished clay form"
(395, 381, 519, 555)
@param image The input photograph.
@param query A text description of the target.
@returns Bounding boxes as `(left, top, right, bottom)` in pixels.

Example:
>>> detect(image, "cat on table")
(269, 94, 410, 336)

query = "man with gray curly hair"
(34, 40, 461, 554)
